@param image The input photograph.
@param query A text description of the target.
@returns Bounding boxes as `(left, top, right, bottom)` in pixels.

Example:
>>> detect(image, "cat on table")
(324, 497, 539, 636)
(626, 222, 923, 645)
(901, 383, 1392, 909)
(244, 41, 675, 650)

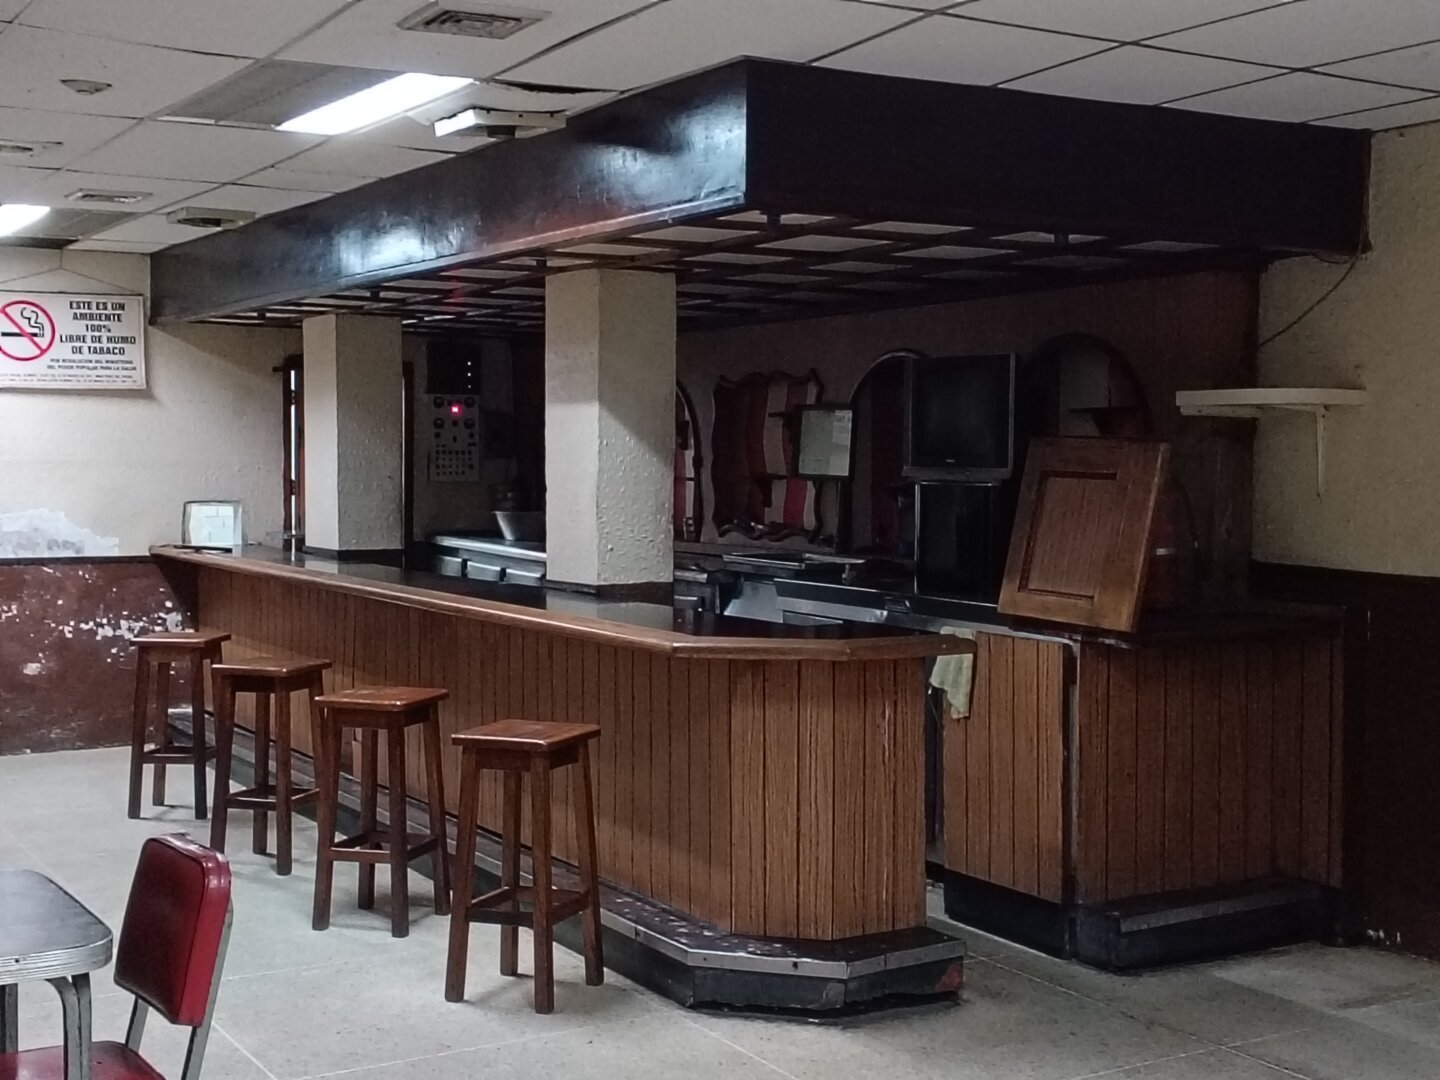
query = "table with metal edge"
(0, 868, 114, 1080)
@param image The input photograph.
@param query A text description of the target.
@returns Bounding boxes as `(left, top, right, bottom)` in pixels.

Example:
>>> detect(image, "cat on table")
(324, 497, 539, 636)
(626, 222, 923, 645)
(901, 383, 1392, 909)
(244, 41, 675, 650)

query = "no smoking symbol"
(0, 300, 56, 362)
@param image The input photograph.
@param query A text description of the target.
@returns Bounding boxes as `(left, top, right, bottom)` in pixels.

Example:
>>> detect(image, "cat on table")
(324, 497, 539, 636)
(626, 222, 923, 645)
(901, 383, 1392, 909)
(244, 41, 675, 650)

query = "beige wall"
(0, 248, 298, 557)
(1254, 122, 1440, 575)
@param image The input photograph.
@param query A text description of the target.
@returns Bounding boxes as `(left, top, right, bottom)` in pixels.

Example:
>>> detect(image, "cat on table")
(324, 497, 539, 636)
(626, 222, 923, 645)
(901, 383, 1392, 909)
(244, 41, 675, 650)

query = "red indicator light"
(449, 404, 462, 415)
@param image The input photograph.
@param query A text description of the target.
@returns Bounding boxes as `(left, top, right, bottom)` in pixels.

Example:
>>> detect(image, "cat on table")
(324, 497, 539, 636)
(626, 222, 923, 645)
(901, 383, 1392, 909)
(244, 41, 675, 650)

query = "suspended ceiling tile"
(956, 0, 1300, 43)
(1316, 94, 1440, 130)
(507, 0, 915, 91)
(0, 164, 58, 202)
(819, 15, 1112, 87)
(684, 251, 790, 265)
(757, 234, 889, 253)
(18, 0, 354, 59)
(722, 211, 832, 225)
(0, 109, 134, 168)
(1154, 0, 1440, 68)
(23, 171, 216, 213)
(351, 115, 495, 155)
(854, 220, 964, 234)
(1172, 72, 1425, 123)
(68, 237, 165, 253)
(0, 27, 250, 118)
(1324, 42, 1440, 94)
(165, 183, 326, 215)
(70, 121, 322, 183)
(280, 139, 449, 178)
(998, 230, 1106, 243)
(1123, 240, 1218, 252)
(635, 225, 749, 243)
(88, 213, 218, 246)
(1020, 253, 1130, 269)
(904, 244, 1007, 259)
(280, 0, 655, 82)
(0, 1, 28, 17)
(1008, 46, 1280, 104)
(239, 167, 372, 193)
(816, 260, 893, 273)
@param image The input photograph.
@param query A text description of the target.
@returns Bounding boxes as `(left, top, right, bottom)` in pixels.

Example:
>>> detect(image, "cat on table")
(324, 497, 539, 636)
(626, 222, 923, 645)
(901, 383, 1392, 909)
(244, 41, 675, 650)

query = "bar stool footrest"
(141, 745, 216, 765)
(467, 886, 588, 925)
(225, 784, 317, 811)
(328, 830, 440, 864)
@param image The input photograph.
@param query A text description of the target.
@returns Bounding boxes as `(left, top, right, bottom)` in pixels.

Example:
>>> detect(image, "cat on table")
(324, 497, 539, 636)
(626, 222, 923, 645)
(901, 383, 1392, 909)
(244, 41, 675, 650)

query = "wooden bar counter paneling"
(155, 548, 961, 941)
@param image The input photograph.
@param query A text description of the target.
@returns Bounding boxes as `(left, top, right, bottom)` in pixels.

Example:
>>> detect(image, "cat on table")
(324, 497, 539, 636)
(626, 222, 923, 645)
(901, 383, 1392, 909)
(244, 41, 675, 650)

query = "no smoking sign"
(0, 299, 56, 362)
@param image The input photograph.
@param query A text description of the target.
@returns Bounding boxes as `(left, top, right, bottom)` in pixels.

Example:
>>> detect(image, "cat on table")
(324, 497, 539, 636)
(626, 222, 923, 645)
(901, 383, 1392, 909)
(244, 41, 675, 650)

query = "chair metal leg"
(151, 662, 170, 808)
(445, 752, 482, 1003)
(128, 656, 150, 820)
(123, 1000, 149, 1052)
(387, 726, 410, 939)
(530, 759, 555, 1015)
(190, 653, 209, 821)
(1, 983, 17, 1053)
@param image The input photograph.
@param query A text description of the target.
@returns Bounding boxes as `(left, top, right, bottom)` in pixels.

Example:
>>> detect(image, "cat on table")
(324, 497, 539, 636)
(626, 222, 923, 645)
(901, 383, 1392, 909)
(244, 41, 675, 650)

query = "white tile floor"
(5, 746, 1440, 1080)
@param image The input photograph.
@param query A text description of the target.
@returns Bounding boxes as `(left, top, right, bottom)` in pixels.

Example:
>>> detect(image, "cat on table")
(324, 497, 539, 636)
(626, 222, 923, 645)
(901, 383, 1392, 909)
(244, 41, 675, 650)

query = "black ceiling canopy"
(150, 58, 1369, 331)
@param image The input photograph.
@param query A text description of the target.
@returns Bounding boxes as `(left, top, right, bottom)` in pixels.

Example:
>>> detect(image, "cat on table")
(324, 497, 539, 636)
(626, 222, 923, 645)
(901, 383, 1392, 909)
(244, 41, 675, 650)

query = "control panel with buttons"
(428, 395, 481, 483)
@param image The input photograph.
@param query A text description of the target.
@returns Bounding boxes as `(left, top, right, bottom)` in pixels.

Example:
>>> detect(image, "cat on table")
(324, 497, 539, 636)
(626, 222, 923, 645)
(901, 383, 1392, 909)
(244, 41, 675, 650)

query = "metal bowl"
(495, 510, 546, 543)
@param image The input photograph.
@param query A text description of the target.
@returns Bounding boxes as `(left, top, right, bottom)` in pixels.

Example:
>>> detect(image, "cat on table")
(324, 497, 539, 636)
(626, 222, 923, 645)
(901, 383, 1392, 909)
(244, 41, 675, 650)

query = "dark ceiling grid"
(208, 209, 1255, 336)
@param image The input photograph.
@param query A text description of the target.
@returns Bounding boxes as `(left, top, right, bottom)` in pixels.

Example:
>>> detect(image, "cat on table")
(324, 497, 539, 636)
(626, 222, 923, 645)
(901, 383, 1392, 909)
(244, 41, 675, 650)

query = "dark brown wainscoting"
(1251, 561, 1440, 957)
(0, 558, 188, 755)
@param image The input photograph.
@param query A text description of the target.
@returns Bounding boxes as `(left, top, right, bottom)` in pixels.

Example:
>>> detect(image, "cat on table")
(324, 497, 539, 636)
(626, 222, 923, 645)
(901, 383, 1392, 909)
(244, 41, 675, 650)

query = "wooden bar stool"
(445, 720, 603, 1015)
(311, 687, 452, 938)
(128, 630, 228, 821)
(210, 656, 330, 876)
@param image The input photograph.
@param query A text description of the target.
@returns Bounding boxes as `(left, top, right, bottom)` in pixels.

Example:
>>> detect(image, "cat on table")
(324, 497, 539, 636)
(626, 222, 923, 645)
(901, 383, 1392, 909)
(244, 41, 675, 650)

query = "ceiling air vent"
(0, 139, 61, 157)
(398, 2, 548, 40)
(68, 189, 152, 206)
(166, 207, 256, 230)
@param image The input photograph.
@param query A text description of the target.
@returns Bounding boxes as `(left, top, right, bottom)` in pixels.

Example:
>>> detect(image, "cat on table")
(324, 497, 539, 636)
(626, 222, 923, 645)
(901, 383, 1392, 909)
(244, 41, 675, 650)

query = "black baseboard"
(943, 871, 1071, 956)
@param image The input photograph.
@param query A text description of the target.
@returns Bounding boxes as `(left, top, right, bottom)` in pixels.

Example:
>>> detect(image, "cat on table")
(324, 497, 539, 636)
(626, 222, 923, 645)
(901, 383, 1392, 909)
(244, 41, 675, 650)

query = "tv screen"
(904, 354, 1016, 481)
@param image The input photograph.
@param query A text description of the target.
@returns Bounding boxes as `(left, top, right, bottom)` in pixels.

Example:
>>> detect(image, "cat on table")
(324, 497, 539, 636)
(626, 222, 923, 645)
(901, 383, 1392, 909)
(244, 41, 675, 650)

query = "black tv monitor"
(903, 353, 1016, 482)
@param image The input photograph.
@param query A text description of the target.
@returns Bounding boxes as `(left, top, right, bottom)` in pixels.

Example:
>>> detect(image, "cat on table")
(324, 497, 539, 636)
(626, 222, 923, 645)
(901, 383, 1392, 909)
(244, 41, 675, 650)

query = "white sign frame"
(0, 290, 146, 390)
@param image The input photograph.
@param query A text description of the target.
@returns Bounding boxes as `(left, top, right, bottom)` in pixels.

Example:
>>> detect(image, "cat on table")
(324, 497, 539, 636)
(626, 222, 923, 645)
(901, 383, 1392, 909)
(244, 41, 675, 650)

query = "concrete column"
(545, 268, 676, 592)
(302, 314, 404, 554)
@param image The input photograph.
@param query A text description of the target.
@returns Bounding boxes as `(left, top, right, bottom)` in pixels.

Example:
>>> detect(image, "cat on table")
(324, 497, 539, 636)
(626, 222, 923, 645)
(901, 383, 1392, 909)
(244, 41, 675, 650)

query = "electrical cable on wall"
(1256, 252, 1363, 351)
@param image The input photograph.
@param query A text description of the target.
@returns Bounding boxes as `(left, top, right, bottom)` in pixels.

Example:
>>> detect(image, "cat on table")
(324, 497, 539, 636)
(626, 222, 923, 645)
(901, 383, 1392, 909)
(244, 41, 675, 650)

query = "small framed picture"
(180, 500, 243, 550)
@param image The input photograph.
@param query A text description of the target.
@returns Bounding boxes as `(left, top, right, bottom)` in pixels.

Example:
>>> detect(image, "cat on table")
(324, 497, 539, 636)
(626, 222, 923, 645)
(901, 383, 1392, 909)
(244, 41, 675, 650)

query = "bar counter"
(152, 545, 969, 943)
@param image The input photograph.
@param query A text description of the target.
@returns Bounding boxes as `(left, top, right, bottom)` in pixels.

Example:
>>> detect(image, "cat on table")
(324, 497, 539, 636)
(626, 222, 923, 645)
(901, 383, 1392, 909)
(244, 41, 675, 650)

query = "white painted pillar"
(545, 268, 676, 591)
(301, 314, 404, 554)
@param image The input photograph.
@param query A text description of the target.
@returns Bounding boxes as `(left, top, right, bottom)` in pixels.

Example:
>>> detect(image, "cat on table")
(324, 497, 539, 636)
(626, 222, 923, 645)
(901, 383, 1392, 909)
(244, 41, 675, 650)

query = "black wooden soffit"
(149, 58, 1370, 326)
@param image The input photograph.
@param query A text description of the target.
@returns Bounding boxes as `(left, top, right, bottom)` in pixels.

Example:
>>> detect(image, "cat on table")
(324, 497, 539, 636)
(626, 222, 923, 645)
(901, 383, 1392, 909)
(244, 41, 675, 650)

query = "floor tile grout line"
(214, 1021, 282, 1080)
(1222, 1042, 1318, 1079)
(286, 1011, 639, 1080)
(1059, 1045, 1220, 1080)
(674, 1013, 805, 1080)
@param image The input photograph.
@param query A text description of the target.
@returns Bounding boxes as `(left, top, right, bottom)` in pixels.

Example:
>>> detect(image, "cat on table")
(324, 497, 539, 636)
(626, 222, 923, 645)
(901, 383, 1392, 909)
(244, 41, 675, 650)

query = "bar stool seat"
(128, 630, 229, 821)
(445, 719, 603, 1015)
(312, 686, 452, 938)
(210, 655, 330, 876)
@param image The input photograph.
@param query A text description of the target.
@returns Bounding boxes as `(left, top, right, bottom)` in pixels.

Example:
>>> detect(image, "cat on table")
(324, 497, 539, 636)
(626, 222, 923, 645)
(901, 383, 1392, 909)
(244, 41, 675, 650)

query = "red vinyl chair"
(0, 835, 233, 1080)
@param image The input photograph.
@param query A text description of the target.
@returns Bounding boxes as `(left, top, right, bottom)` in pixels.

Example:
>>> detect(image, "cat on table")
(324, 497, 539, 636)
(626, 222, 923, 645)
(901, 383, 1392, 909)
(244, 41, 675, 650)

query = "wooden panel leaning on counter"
(153, 546, 969, 943)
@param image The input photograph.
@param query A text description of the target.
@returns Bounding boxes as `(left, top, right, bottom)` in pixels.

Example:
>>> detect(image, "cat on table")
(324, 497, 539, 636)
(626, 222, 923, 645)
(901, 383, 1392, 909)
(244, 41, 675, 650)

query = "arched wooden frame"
(844, 349, 923, 555)
(675, 382, 705, 542)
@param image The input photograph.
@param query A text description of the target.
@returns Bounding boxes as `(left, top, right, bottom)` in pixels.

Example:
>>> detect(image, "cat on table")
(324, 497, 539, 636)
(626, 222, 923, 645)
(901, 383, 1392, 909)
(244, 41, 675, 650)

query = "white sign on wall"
(0, 291, 146, 390)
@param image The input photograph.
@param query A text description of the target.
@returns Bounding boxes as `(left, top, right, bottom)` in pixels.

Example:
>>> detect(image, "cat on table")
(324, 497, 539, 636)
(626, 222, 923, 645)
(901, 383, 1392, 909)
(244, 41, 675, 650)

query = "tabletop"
(0, 869, 113, 984)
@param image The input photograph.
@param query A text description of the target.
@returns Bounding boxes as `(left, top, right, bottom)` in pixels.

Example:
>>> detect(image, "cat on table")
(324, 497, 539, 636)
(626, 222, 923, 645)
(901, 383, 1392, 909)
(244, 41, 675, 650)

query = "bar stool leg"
(128, 655, 151, 820)
(529, 758, 554, 1015)
(209, 675, 236, 852)
(498, 770, 522, 977)
(151, 661, 171, 808)
(274, 688, 294, 877)
(423, 710, 451, 916)
(189, 652, 209, 821)
(251, 694, 271, 855)
(386, 726, 410, 939)
(358, 729, 378, 910)
(312, 714, 342, 932)
(445, 752, 481, 1002)
(574, 744, 604, 986)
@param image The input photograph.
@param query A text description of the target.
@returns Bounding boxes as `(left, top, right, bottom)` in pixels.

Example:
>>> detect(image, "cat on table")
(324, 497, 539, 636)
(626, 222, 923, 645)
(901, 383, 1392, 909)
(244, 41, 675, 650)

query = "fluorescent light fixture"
(0, 204, 48, 237)
(278, 72, 473, 136)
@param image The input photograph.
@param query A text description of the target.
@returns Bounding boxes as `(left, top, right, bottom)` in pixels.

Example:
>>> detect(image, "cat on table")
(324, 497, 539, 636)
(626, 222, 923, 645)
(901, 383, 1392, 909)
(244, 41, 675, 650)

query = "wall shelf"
(1175, 387, 1367, 495)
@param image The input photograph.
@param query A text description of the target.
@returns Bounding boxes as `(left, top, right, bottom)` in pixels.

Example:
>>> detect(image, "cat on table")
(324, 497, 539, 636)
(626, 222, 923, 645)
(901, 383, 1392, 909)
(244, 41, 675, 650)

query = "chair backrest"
(114, 834, 232, 1028)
